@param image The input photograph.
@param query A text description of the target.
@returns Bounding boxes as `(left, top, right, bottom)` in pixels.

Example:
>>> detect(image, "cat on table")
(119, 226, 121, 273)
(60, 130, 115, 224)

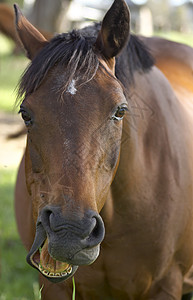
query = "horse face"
(15, 0, 130, 282)
(23, 65, 127, 212)
(21, 58, 128, 282)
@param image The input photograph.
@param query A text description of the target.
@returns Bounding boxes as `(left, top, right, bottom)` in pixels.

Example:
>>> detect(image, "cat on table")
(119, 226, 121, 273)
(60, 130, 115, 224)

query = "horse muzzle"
(26, 206, 105, 282)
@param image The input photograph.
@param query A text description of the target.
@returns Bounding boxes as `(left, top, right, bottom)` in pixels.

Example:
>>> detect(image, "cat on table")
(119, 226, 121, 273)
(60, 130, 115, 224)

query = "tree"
(27, 0, 72, 33)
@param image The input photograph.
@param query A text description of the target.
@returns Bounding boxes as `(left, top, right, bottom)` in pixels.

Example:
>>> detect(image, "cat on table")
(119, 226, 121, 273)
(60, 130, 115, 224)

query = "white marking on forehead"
(67, 79, 77, 95)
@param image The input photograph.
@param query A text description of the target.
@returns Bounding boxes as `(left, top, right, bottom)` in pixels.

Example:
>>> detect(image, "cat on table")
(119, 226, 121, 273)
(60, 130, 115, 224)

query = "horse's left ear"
(95, 0, 130, 61)
(14, 4, 48, 60)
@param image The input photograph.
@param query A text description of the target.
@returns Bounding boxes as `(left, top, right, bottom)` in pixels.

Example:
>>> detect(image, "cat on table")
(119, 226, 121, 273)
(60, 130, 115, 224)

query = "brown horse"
(14, 0, 193, 299)
(0, 3, 53, 53)
(0, 3, 22, 50)
(141, 36, 193, 106)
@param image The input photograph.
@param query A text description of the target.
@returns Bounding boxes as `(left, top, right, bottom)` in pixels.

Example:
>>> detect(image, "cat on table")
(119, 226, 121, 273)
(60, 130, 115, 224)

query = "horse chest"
(74, 254, 152, 300)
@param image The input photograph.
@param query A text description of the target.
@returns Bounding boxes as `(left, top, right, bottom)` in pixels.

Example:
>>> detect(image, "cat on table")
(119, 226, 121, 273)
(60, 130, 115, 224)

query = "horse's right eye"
(19, 108, 33, 127)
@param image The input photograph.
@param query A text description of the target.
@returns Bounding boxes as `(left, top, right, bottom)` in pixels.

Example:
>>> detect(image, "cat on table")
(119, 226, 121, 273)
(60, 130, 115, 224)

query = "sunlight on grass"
(0, 35, 28, 112)
(0, 54, 28, 112)
(0, 88, 17, 112)
(155, 30, 193, 47)
(0, 35, 14, 56)
(0, 55, 28, 112)
(0, 35, 38, 300)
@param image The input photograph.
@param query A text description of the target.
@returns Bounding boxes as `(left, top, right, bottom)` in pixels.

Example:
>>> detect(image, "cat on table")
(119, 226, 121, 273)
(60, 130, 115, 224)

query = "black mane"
(17, 23, 154, 103)
(115, 34, 155, 86)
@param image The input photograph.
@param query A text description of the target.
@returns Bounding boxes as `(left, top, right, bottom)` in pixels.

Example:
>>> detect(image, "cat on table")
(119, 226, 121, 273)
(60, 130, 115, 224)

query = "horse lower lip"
(40, 265, 79, 283)
(30, 247, 41, 269)
(26, 223, 80, 281)
(32, 250, 41, 266)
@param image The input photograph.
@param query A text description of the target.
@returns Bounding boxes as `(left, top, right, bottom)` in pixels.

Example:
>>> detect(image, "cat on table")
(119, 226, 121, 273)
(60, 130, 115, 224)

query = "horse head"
(14, 0, 130, 282)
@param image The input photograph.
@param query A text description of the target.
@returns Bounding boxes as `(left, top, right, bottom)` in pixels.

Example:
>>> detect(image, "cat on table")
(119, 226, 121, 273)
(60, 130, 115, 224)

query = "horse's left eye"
(112, 105, 128, 121)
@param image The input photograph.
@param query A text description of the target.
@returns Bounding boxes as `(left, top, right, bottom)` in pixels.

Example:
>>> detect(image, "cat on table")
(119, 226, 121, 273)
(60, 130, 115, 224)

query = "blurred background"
(1, 0, 193, 299)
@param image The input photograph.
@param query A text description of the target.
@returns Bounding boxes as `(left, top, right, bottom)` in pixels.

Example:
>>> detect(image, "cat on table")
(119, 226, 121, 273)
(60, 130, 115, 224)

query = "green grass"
(0, 35, 14, 56)
(0, 35, 41, 300)
(72, 277, 76, 300)
(155, 30, 193, 48)
(0, 167, 39, 300)
(0, 35, 28, 112)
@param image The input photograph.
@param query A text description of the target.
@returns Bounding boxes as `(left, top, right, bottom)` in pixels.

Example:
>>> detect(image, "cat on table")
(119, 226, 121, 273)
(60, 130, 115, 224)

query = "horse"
(140, 36, 193, 106)
(14, 0, 193, 299)
(0, 3, 22, 51)
(0, 3, 53, 54)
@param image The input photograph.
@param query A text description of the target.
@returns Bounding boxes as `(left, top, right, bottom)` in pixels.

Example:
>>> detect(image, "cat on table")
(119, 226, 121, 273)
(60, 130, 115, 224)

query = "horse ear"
(95, 0, 130, 60)
(14, 4, 48, 60)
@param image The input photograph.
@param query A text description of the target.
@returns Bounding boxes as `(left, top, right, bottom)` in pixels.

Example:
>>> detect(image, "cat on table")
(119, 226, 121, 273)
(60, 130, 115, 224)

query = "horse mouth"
(29, 238, 77, 282)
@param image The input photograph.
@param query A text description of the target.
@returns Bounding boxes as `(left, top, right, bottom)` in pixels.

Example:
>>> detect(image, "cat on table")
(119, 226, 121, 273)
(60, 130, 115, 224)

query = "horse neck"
(109, 65, 185, 222)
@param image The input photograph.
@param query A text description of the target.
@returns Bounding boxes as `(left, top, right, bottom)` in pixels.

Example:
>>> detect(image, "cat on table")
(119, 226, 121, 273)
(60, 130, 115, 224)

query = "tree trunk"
(28, 0, 71, 33)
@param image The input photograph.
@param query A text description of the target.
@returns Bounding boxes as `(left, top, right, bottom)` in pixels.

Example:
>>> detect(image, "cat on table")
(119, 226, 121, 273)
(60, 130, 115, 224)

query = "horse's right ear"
(14, 4, 48, 60)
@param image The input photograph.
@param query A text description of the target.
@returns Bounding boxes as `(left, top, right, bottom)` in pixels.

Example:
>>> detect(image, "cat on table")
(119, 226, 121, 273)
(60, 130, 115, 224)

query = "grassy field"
(0, 35, 28, 112)
(0, 37, 38, 300)
(155, 30, 193, 48)
(1, 30, 193, 299)
(0, 168, 39, 300)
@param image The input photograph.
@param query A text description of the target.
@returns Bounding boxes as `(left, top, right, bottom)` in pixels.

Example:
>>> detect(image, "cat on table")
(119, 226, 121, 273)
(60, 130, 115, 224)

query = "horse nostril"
(92, 217, 103, 238)
(40, 206, 57, 232)
(86, 214, 105, 247)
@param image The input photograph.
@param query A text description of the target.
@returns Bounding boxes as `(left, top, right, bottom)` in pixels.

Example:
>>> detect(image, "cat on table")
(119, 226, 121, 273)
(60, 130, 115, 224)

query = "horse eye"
(112, 105, 128, 121)
(19, 108, 33, 126)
